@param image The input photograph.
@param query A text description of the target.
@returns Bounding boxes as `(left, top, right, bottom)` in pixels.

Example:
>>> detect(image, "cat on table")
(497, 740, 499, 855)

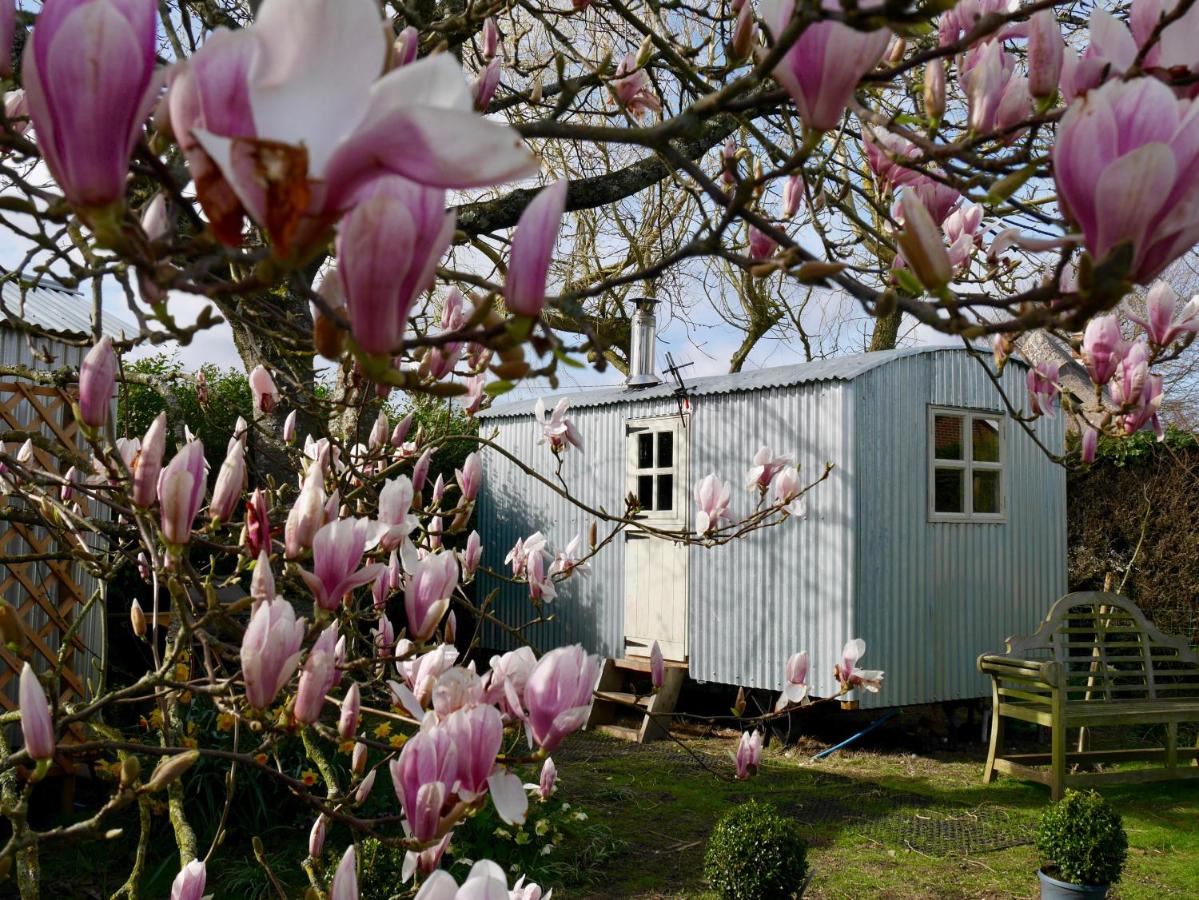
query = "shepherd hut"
(475, 301, 1066, 715)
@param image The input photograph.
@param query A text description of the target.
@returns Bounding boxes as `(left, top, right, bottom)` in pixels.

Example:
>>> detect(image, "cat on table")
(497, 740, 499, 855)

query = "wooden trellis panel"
(0, 382, 98, 710)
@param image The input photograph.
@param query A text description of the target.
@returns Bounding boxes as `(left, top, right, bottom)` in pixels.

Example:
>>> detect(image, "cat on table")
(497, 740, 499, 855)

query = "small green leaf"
(484, 380, 516, 397)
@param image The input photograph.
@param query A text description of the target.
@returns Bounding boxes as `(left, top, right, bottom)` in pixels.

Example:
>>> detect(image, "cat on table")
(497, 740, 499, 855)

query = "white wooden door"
(623, 416, 688, 661)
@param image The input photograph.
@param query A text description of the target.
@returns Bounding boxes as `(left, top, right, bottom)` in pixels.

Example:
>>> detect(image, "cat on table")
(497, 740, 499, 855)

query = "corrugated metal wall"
(478, 393, 684, 657)
(852, 350, 1066, 708)
(0, 331, 105, 707)
(685, 381, 855, 701)
(478, 348, 1066, 709)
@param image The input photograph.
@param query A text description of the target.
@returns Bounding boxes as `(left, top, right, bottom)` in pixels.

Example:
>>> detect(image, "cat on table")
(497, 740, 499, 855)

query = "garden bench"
(978, 591, 1199, 800)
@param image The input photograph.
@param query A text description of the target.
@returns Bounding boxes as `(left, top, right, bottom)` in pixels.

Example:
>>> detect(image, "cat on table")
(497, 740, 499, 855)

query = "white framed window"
(928, 406, 1005, 523)
(626, 415, 688, 527)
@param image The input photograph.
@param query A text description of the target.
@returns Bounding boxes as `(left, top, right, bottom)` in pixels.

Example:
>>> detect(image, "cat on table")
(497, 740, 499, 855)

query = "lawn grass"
(551, 729, 1199, 899)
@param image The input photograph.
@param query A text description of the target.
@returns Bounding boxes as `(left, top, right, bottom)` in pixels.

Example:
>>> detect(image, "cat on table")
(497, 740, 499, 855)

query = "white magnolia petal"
(487, 767, 529, 825)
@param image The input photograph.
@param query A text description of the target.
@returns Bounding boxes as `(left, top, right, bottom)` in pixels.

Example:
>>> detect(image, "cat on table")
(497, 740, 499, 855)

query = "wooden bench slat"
(979, 591, 1199, 799)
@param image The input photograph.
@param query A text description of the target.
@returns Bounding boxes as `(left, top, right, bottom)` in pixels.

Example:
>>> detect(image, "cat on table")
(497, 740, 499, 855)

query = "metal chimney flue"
(626, 297, 661, 388)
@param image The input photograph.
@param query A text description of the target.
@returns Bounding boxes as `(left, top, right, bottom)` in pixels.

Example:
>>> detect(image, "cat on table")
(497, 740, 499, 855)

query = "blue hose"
(812, 708, 899, 760)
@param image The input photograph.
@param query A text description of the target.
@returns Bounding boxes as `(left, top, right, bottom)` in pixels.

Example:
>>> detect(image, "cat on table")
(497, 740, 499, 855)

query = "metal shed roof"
(0, 275, 130, 340)
(479, 344, 1010, 419)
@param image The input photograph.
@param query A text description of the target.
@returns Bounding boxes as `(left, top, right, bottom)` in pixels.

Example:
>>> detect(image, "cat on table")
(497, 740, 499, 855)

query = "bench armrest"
(978, 654, 1060, 687)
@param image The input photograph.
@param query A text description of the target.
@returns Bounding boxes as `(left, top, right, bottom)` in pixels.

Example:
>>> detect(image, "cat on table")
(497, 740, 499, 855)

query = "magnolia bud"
(130, 599, 147, 638)
(896, 191, 952, 291)
(635, 32, 654, 68)
(923, 60, 945, 126)
(141, 750, 199, 794)
(0, 601, 22, 650)
(119, 755, 141, 789)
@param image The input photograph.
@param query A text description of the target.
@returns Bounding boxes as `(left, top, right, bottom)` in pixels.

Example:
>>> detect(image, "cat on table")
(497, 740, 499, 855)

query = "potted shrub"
(1035, 790, 1128, 898)
(704, 800, 809, 899)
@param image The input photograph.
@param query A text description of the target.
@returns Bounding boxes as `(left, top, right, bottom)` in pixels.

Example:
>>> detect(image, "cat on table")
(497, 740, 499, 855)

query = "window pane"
(934, 415, 963, 460)
(657, 431, 673, 468)
(972, 418, 1000, 462)
(656, 474, 674, 511)
(637, 433, 653, 469)
(637, 474, 654, 509)
(934, 468, 964, 513)
(973, 471, 1001, 514)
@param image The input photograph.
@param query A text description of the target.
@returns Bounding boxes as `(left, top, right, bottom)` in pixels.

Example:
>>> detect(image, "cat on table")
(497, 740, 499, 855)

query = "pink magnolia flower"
(286, 465, 327, 558)
(402, 834, 451, 883)
(0, 1, 13, 79)
(730, 0, 758, 59)
(132, 412, 167, 508)
(781, 173, 804, 219)
(283, 409, 297, 444)
(1060, 9, 1137, 102)
(393, 644, 460, 711)
(760, 0, 891, 132)
(250, 551, 274, 610)
(443, 704, 503, 800)
(389, 725, 458, 841)
(1081, 425, 1100, 463)
(610, 53, 661, 120)
(456, 451, 483, 502)
(1131, 280, 1199, 347)
(249, 365, 279, 413)
(4, 89, 29, 140)
(534, 398, 583, 453)
(735, 730, 762, 780)
(294, 625, 339, 724)
(22, 0, 160, 214)
(462, 530, 482, 580)
(330, 845, 357, 900)
(1079, 315, 1124, 386)
(412, 448, 433, 495)
(78, 337, 115, 429)
(834, 638, 884, 692)
(417, 860, 514, 900)
(158, 441, 207, 547)
(748, 224, 777, 261)
(650, 640, 664, 690)
(775, 651, 810, 710)
(473, 57, 501, 111)
(170, 860, 206, 900)
(336, 175, 455, 356)
(1132, 0, 1199, 80)
(1027, 8, 1064, 101)
(896, 189, 952, 290)
(506, 532, 548, 578)
(405, 552, 458, 642)
(482, 16, 499, 60)
(505, 179, 568, 318)
(463, 374, 487, 416)
(308, 814, 328, 859)
(484, 646, 537, 721)
(863, 127, 922, 192)
(209, 439, 246, 524)
(694, 473, 731, 534)
(176, 0, 535, 253)
(1027, 362, 1062, 418)
(548, 534, 588, 579)
(746, 446, 792, 493)
(240, 596, 306, 709)
(19, 662, 54, 762)
(770, 465, 806, 517)
(523, 645, 600, 751)
(527, 550, 556, 604)
(378, 476, 418, 551)
(534, 757, 557, 802)
(300, 518, 387, 610)
(244, 488, 271, 558)
(392, 26, 419, 68)
(1054, 77, 1199, 284)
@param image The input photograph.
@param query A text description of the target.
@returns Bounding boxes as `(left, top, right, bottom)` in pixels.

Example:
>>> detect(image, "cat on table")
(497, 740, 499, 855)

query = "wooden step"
(594, 724, 642, 742)
(611, 656, 689, 674)
(594, 690, 651, 708)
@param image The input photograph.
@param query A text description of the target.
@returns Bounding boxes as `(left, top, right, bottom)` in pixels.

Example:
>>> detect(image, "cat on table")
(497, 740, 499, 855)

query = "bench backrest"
(1005, 592, 1199, 702)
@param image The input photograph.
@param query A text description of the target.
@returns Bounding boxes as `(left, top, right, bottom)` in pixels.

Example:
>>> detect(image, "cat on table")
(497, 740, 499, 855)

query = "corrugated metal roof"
(479, 345, 1014, 419)
(0, 276, 130, 340)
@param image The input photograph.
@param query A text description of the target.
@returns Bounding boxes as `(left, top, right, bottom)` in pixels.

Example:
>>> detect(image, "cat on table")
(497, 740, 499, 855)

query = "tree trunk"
(868, 308, 902, 352)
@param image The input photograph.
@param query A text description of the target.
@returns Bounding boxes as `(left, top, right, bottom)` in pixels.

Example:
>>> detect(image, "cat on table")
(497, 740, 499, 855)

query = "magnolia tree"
(1, 0, 1199, 896)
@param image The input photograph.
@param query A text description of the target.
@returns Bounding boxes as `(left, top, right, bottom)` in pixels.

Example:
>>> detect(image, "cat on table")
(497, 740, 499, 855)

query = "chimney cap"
(628, 296, 659, 312)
